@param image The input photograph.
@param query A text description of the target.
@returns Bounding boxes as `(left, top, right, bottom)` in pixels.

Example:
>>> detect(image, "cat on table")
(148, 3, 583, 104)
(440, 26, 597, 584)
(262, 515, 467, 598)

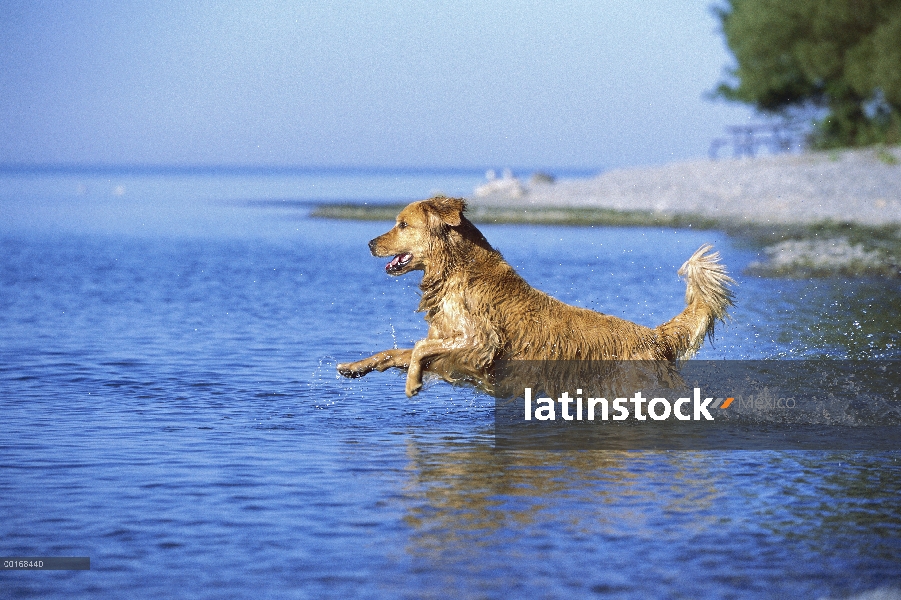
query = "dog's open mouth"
(385, 253, 413, 273)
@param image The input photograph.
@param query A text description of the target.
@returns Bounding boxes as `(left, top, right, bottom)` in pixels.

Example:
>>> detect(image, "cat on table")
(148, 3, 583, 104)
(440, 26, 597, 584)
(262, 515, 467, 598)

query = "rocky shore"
(471, 146, 901, 227)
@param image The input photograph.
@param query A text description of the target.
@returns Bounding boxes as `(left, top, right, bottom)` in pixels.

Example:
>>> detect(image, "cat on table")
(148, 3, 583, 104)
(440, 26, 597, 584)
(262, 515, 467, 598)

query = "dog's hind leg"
(337, 349, 413, 379)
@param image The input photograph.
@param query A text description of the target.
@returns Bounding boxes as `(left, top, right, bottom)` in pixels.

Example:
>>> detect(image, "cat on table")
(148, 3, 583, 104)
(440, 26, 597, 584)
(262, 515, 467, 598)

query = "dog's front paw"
(405, 379, 422, 398)
(337, 362, 369, 378)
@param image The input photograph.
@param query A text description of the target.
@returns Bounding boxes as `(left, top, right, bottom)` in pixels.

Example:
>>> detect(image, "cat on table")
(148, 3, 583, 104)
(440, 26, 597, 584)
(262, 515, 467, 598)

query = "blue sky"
(0, 1, 754, 170)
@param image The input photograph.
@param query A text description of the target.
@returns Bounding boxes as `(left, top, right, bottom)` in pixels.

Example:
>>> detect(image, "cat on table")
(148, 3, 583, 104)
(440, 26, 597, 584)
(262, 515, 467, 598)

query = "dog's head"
(368, 196, 469, 276)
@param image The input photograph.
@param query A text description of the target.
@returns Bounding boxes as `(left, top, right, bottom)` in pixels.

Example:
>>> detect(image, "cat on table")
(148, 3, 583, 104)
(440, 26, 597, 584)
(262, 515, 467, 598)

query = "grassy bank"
(310, 202, 721, 228)
(311, 202, 901, 279)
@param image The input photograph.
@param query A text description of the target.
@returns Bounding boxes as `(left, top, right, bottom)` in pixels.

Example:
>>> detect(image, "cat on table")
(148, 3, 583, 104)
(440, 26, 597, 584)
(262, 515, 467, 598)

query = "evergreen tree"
(714, 0, 901, 147)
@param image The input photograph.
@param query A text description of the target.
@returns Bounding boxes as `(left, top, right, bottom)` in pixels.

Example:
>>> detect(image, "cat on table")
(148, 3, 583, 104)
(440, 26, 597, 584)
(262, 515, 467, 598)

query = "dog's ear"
(426, 196, 465, 228)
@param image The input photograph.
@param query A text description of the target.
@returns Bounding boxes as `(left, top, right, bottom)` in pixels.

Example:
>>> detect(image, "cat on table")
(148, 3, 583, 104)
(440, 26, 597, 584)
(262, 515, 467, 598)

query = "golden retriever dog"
(337, 196, 734, 397)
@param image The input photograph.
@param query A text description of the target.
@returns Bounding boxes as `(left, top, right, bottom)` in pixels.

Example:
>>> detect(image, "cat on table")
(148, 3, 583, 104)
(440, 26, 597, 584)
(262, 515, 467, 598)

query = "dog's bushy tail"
(656, 244, 734, 361)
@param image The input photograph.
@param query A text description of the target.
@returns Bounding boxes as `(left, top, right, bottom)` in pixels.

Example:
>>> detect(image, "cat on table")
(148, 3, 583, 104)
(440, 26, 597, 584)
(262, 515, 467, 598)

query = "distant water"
(1, 170, 900, 599)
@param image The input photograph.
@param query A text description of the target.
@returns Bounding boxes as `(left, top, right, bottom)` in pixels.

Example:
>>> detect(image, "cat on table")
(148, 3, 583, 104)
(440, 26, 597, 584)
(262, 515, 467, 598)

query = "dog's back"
(422, 232, 732, 363)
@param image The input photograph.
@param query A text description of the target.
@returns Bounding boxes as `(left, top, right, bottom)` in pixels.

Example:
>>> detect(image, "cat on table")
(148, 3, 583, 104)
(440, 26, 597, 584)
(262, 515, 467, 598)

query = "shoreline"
(310, 203, 721, 228)
(310, 147, 901, 278)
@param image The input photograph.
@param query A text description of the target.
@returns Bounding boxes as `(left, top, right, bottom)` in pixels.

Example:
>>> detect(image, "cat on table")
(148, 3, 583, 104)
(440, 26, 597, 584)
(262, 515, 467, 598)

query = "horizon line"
(0, 163, 603, 177)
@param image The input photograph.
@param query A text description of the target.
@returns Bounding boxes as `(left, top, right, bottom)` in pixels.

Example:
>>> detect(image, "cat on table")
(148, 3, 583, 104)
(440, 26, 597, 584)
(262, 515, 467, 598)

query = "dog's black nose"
(368, 239, 377, 255)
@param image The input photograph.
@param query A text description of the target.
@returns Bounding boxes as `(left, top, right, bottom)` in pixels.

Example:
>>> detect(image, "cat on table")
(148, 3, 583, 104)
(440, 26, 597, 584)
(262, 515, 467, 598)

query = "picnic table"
(709, 122, 806, 159)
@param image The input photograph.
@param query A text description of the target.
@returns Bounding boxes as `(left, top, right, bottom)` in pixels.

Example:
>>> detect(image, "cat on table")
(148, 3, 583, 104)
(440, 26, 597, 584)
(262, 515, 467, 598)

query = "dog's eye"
(398, 221, 407, 229)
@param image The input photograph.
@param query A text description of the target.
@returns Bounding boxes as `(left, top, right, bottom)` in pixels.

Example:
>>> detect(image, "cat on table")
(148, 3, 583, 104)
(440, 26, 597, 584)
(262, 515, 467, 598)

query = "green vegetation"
(310, 203, 721, 228)
(714, 0, 901, 148)
(736, 221, 901, 278)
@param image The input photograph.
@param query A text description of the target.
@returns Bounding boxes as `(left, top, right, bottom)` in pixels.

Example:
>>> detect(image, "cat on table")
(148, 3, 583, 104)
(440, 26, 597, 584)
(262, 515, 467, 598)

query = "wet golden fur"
(337, 197, 734, 397)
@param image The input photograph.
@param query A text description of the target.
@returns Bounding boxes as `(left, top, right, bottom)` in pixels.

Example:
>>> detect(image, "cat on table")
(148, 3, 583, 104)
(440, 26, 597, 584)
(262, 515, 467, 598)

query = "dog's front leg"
(337, 348, 413, 378)
(405, 338, 465, 397)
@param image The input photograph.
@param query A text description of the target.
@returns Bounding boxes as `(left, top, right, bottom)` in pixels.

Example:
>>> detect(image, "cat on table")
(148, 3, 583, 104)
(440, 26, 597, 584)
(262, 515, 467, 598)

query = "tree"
(714, 0, 901, 148)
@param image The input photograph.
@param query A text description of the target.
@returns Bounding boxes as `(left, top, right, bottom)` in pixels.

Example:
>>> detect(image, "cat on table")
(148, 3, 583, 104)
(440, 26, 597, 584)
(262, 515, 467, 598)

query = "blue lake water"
(1, 171, 900, 599)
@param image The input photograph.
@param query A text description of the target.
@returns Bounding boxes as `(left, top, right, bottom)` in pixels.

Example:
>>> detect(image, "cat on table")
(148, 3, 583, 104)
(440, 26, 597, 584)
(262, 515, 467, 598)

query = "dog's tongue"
(386, 253, 412, 272)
